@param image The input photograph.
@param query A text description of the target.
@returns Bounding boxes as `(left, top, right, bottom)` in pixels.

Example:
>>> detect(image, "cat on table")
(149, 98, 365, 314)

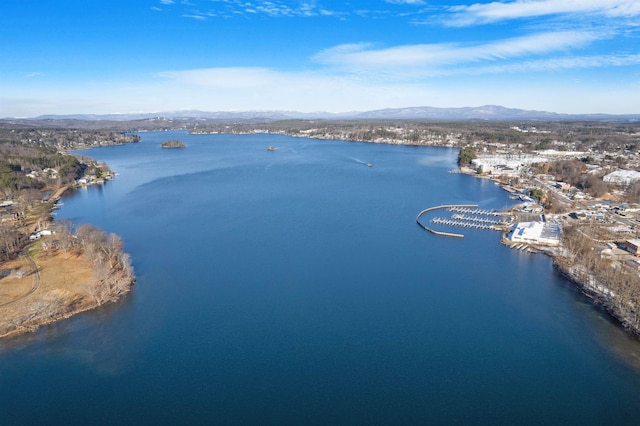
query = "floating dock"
(416, 204, 511, 239)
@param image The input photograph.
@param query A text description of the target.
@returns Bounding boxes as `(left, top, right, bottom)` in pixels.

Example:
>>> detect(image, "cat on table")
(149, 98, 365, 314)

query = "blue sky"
(1, 0, 639, 117)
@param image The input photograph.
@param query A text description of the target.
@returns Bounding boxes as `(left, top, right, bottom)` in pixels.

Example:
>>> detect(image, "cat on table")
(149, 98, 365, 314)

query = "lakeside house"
(29, 229, 53, 241)
(623, 239, 640, 257)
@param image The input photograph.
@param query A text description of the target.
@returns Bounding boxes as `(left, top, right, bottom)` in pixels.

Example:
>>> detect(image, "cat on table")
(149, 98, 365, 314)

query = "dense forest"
(0, 128, 137, 261)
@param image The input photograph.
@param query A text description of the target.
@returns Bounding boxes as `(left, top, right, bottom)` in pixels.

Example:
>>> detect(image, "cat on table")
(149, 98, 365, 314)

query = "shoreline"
(0, 252, 134, 340)
(457, 166, 640, 337)
(552, 260, 640, 338)
(0, 180, 135, 340)
(0, 242, 135, 340)
(0, 292, 130, 340)
(3, 130, 637, 340)
(208, 130, 640, 337)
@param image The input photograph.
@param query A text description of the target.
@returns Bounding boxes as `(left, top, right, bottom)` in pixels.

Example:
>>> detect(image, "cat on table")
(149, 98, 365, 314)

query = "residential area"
(0, 127, 136, 262)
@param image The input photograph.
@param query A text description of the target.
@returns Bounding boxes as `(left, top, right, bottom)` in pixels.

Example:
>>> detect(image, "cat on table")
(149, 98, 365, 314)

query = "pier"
(415, 204, 478, 239)
(448, 207, 506, 217)
(431, 217, 499, 230)
(416, 204, 512, 239)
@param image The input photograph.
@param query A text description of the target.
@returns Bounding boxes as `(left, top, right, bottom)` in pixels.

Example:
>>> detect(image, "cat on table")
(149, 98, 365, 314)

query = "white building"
(603, 170, 640, 186)
(510, 221, 560, 246)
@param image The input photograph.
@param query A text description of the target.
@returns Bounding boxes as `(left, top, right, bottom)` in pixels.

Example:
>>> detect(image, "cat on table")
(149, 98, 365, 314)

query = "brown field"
(0, 239, 96, 338)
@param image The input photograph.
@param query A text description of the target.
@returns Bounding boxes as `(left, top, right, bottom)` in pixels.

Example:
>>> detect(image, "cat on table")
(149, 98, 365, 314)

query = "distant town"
(0, 116, 639, 336)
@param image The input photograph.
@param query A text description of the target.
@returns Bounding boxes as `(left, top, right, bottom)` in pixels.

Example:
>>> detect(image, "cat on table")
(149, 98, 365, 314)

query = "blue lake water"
(2, 131, 640, 425)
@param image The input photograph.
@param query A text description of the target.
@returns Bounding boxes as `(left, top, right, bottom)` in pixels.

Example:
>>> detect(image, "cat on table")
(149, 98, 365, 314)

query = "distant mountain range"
(353, 105, 640, 121)
(8, 105, 640, 122)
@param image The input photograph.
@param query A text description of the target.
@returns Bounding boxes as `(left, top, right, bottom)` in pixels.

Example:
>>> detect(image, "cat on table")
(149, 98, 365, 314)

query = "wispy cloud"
(153, 67, 440, 112)
(445, 0, 640, 27)
(196, 0, 339, 18)
(167, 1, 428, 20)
(451, 53, 640, 76)
(160, 27, 629, 85)
(183, 14, 208, 20)
(139, 57, 639, 114)
(313, 30, 605, 76)
(385, 0, 425, 4)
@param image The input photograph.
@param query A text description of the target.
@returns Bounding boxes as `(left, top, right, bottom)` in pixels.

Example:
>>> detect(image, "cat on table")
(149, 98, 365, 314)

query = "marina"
(431, 217, 502, 231)
(417, 204, 513, 238)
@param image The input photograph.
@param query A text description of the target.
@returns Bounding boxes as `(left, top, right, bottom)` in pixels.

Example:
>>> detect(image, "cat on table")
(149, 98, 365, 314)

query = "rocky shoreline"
(476, 171, 640, 337)
(552, 260, 640, 337)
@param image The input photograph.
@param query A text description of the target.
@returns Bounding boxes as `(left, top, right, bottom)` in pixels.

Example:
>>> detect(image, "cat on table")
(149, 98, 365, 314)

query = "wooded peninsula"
(0, 127, 138, 338)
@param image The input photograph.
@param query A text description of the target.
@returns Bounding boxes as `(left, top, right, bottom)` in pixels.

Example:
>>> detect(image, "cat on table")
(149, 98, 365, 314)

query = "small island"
(161, 139, 186, 149)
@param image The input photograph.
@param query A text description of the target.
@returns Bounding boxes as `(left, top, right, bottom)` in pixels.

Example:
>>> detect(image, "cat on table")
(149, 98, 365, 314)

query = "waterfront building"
(603, 170, 640, 186)
(510, 221, 561, 246)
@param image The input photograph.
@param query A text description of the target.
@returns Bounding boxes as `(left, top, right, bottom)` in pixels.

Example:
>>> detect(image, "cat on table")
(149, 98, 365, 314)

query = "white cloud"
(163, 0, 429, 20)
(312, 30, 604, 76)
(452, 53, 640, 76)
(3, 59, 639, 117)
(385, 0, 425, 4)
(445, 0, 640, 26)
(183, 13, 208, 20)
(158, 67, 287, 89)
(200, 0, 335, 18)
(153, 67, 437, 112)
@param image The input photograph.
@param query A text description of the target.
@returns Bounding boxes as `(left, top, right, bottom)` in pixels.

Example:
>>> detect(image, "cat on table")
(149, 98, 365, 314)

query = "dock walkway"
(415, 204, 478, 239)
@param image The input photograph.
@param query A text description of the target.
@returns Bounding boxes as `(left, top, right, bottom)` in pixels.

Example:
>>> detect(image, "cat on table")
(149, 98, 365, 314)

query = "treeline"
(54, 221, 135, 305)
(0, 127, 138, 265)
(547, 159, 609, 198)
(0, 145, 82, 194)
(192, 119, 640, 152)
(555, 225, 640, 334)
(530, 158, 640, 200)
(0, 128, 140, 150)
(2, 222, 135, 337)
(0, 127, 137, 196)
(0, 225, 27, 262)
(458, 146, 477, 166)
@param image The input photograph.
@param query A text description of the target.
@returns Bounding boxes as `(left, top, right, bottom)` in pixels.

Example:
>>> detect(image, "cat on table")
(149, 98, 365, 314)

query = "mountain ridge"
(4, 105, 640, 122)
